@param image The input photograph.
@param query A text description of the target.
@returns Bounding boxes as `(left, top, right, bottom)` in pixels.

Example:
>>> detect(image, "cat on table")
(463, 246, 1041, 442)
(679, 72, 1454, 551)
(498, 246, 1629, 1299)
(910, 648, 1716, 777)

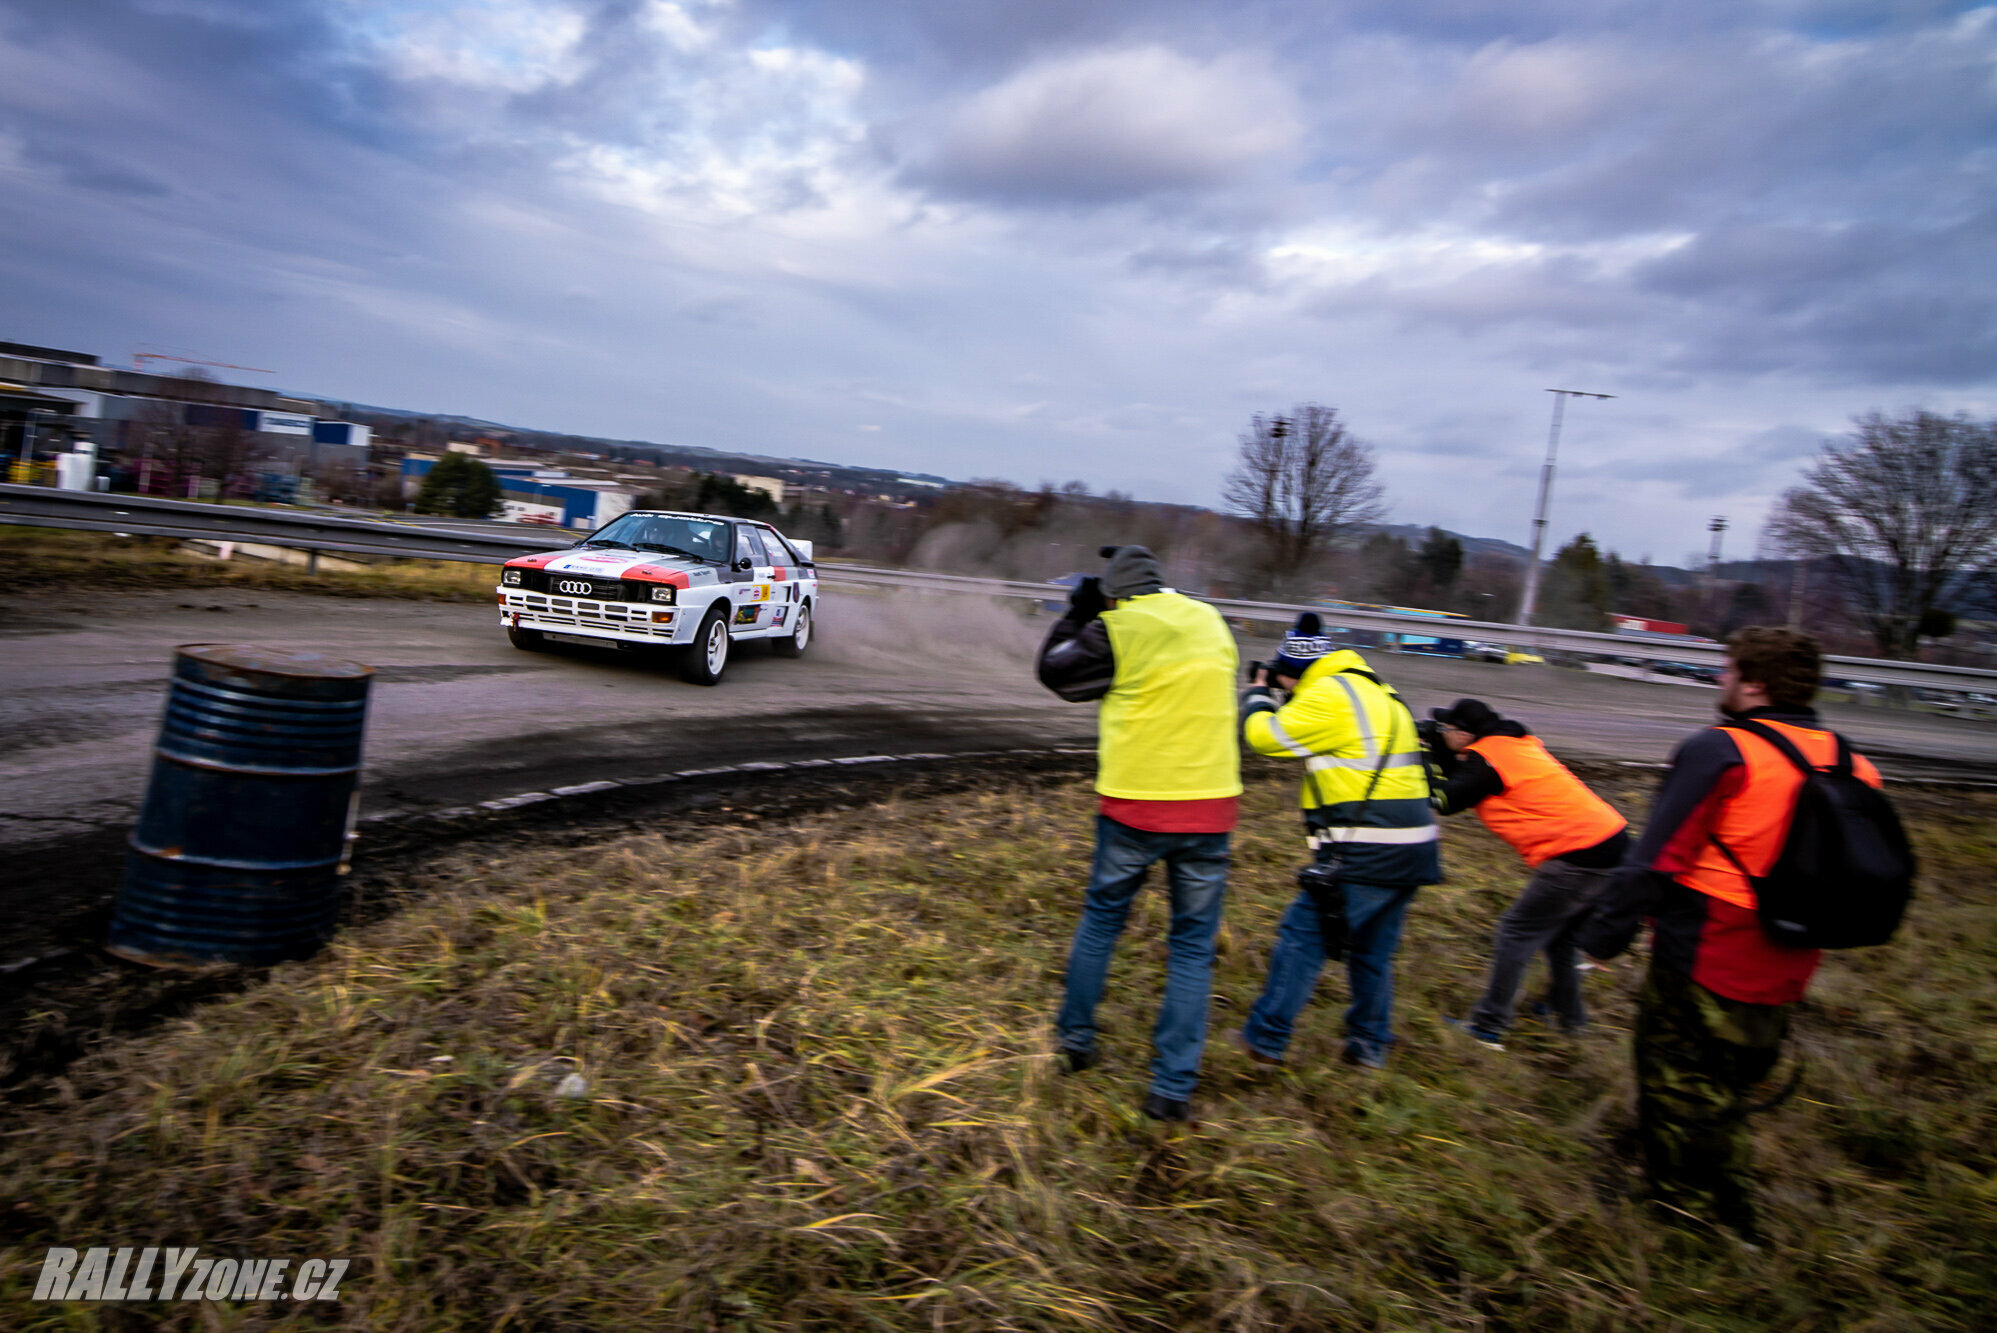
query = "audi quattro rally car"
(496, 510, 818, 685)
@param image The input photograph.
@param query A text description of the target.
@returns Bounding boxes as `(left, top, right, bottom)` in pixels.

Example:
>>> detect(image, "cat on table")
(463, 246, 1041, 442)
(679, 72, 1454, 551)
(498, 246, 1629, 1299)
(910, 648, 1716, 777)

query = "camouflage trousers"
(1633, 961, 1791, 1235)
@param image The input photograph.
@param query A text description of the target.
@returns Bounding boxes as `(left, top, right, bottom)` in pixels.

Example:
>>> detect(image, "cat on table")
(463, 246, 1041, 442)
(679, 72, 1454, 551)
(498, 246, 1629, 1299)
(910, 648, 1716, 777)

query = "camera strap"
(1307, 671, 1402, 852)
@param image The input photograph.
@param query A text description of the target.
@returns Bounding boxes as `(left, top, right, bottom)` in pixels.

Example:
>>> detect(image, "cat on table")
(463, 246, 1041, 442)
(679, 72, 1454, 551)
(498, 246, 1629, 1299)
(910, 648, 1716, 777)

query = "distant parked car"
(1504, 648, 1547, 666)
(1465, 642, 1508, 663)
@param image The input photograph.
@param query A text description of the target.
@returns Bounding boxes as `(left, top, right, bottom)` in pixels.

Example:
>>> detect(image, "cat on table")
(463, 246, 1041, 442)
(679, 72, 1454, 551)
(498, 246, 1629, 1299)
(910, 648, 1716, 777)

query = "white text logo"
(32, 1248, 349, 1302)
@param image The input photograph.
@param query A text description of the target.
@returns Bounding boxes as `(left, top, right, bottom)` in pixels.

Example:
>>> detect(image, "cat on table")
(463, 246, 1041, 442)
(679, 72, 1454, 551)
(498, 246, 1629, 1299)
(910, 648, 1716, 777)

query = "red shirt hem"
(1099, 795, 1240, 834)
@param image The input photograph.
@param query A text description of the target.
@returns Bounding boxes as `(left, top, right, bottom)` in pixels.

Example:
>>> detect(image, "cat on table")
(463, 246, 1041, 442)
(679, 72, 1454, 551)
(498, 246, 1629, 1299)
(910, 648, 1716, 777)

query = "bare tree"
(1223, 404, 1387, 592)
(1766, 409, 1997, 658)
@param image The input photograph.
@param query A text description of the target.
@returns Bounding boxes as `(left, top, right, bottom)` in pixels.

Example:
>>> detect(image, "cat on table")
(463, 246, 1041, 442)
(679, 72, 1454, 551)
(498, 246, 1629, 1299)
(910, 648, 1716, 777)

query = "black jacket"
(1036, 609, 1115, 702)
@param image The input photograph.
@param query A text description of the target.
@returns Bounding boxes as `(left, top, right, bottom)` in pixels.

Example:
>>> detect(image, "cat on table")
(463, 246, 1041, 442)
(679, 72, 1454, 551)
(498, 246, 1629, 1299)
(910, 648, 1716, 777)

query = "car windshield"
(587, 514, 730, 562)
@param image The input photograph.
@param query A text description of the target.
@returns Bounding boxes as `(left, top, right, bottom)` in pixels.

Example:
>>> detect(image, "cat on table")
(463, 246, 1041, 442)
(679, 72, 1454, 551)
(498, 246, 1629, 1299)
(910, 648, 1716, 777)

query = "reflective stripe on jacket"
(1096, 591, 1242, 801)
(1466, 734, 1627, 868)
(1243, 649, 1440, 886)
(1677, 719, 1882, 910)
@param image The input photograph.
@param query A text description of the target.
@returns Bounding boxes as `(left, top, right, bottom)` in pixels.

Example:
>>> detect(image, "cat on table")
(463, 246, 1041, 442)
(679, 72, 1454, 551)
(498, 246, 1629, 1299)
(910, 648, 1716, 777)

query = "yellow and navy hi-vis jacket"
(1095, 591, 1242, 801)
(1242, 649, 1441, 887)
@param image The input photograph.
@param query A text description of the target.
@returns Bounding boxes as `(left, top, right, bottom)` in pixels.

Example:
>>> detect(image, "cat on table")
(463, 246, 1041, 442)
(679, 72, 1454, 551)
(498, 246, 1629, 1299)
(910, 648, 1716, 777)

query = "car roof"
(618, 510, 744, 524)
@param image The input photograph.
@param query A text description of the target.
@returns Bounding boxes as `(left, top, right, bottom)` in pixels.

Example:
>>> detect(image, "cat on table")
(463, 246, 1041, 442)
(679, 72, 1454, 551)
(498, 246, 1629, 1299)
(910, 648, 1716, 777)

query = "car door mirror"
(734, 557, 753, 571)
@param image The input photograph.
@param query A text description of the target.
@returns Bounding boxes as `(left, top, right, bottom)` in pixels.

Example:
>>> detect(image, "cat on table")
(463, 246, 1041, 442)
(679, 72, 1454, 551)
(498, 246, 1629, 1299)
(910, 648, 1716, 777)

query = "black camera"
(1296, 856, 1350, 962)
(1415, 717, 1445, 754)
(1246, 659, 1266, 685)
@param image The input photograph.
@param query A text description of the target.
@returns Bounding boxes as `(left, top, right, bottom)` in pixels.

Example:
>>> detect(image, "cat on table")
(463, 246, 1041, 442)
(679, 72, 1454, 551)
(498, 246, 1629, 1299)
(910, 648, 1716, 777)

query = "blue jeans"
(1055, 815, 1231, 1100)
(1241, 879, 1418, 1067)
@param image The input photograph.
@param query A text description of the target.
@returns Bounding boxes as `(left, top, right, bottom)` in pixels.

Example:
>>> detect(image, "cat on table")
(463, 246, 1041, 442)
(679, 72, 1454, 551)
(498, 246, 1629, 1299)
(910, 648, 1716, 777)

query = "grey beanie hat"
(1099, 544, 1165, 600)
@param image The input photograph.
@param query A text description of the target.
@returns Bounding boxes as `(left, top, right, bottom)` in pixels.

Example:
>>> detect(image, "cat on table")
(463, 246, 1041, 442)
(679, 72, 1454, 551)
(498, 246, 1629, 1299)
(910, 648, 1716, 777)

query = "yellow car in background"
(1503, 648, 1547, 666)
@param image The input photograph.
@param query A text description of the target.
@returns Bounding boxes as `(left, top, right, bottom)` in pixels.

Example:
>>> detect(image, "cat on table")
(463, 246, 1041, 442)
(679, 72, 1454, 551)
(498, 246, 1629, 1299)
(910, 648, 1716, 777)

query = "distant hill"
(1372, 522, 1531, 563)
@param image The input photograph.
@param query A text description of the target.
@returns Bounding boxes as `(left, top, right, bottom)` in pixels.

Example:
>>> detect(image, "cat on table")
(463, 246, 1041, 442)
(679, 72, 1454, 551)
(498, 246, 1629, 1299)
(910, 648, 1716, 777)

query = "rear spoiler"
(790, 538, 815, 564)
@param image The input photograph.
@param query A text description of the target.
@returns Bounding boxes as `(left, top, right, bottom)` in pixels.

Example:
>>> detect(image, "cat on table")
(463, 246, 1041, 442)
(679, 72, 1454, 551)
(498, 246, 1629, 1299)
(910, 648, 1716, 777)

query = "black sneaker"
(1060, 1045, 1101, 1074)
(1442, 1017, 1506, 1052)
(1140, 1092, 1191, 1122)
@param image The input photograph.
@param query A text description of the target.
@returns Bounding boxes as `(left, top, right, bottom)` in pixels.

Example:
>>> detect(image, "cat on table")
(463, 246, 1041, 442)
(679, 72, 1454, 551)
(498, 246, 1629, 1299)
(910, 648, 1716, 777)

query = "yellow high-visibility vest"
(1097, 592, 1242, 801)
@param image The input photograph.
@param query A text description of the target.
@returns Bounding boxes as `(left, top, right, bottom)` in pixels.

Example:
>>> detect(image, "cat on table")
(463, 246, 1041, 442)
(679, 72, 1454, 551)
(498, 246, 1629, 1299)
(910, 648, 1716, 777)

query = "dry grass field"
(1, 761, 1990, 1330)
(1, 527, 500, 602)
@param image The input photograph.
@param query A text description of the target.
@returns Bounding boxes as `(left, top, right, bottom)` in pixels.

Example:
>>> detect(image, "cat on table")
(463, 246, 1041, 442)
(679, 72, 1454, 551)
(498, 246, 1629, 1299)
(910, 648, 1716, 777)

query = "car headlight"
(503, 568, 522, 585)
(649, 585, 675, 604)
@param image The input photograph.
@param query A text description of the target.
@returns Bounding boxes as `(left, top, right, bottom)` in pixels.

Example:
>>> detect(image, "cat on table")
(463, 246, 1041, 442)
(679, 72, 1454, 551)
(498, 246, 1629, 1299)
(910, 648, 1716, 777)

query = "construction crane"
(131, 352, 275, 375)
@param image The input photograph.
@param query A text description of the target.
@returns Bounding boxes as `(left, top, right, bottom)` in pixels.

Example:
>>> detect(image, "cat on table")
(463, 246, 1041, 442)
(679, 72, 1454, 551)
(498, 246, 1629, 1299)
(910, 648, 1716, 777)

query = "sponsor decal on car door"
(732, 527, 777, 630)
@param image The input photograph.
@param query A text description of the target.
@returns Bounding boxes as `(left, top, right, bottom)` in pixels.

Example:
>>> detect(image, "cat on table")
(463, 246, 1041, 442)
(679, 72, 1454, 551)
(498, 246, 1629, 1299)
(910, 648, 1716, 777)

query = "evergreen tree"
(1539, 533, 1612, 630)
(1417, 528, 1464, 596)
(413, 452, 502, 518)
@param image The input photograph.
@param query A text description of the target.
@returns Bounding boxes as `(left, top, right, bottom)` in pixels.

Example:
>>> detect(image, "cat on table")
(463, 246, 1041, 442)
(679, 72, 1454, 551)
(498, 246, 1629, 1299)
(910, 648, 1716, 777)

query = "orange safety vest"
(1466, 734, 1627, 868)
(1678, 720, 1883, 910)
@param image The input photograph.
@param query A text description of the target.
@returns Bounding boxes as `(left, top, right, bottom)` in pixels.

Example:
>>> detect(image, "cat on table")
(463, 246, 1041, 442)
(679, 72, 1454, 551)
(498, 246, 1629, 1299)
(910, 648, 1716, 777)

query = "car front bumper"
(499, 589, 691, 646)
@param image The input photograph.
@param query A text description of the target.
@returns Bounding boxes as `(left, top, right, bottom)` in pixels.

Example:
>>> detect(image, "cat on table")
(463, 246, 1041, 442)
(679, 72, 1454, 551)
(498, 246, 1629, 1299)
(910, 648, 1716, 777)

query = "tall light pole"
(1516, 388, 1614, 626)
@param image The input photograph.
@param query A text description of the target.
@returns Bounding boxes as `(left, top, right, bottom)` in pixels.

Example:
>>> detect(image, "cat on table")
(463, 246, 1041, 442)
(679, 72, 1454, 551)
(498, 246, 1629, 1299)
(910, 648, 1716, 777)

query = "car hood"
(540, 549, 706, 579)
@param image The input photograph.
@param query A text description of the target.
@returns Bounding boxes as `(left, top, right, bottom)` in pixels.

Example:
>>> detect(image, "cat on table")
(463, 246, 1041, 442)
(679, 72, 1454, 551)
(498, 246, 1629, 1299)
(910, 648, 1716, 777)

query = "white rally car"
(496, 511, 818, 685)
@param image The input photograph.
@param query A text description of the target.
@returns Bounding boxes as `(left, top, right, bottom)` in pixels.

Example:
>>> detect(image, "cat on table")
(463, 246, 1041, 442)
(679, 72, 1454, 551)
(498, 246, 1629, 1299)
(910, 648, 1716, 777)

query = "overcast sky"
(3, 0, 1992, 564)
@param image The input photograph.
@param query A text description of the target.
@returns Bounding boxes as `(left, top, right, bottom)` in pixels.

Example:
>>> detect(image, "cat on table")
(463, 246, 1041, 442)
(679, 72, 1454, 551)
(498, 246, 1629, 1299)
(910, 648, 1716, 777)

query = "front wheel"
(680, 605, 731, 685)
(772, 600, 811, 658)
(506, 626, 545, 652)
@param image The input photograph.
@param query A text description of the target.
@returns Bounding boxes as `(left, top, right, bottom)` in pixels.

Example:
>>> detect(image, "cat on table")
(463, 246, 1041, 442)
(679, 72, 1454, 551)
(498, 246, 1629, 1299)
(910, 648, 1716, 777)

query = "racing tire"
(680, 605, 731, 686)
(772, 600, 811, 658)
(506, 626, 546, 652)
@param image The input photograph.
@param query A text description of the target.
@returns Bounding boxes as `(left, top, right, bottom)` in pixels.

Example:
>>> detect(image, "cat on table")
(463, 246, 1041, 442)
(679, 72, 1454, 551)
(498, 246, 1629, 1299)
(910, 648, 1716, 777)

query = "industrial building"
(1, 340, 370, 489)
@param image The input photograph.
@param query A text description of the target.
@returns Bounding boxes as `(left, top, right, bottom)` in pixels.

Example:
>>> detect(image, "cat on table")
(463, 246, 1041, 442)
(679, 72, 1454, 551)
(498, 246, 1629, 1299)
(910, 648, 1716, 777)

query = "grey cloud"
(3, 0, 1994, 570)
(898, 45, 1300, 205)
(20, 138, 170, 196)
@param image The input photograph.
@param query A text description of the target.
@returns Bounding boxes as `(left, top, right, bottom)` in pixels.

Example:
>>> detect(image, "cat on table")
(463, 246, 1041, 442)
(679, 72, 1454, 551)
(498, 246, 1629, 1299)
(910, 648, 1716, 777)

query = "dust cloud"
(814, 589, 1048, 676)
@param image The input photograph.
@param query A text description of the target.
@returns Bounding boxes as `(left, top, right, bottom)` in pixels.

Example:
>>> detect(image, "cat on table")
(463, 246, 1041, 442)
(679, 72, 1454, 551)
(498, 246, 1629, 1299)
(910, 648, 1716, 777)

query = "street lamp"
(1516, 389, 1614, 626)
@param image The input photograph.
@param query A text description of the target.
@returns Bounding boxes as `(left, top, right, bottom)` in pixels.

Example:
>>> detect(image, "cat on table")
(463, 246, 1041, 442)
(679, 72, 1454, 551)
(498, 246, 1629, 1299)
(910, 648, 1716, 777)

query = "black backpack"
(1709, 719, 1916, 949)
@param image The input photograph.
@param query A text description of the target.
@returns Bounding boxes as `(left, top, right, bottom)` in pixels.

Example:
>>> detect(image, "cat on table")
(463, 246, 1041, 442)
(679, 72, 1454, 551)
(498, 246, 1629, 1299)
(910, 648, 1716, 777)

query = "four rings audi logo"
(555, 579, 598, 596)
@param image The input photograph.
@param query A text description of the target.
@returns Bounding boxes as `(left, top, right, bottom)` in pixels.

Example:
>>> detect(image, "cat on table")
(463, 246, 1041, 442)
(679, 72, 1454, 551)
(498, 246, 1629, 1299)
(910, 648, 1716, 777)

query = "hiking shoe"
(1059, 1045, 1101, 1074)
(1340, 1043, 1387, 1071)
(1140, 1092, 1191, 1122)
(1442, 1017, 1506, 1052)
(1231, 1031, 1284, 1067)
(1528, 1001, 1587, 1036)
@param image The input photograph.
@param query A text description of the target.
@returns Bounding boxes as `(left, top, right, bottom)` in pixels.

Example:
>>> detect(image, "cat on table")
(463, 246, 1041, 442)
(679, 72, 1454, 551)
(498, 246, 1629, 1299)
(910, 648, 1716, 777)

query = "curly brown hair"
(1726, 626, 1822, 707)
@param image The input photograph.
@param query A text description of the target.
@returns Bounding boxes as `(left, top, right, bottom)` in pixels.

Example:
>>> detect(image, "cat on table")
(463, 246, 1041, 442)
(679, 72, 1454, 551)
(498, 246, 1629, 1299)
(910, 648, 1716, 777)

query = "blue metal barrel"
(108, 644, 375, 967)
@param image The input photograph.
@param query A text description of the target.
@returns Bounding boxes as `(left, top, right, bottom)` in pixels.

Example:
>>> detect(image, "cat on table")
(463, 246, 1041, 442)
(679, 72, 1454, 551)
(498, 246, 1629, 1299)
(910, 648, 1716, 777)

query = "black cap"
(1430, 698, 1505, 737)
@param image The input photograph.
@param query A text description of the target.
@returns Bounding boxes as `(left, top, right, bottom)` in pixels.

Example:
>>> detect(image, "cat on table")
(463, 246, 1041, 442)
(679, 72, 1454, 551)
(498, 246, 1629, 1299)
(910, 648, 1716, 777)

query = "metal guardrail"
(0, 483, 572, 564)
(5, 484, 1993, 692)
(822, 564, 1997, 692)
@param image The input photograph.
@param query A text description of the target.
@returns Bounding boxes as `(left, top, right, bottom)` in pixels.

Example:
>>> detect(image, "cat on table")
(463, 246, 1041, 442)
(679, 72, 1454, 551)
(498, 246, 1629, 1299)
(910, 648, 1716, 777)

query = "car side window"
(737, 526, 770, 566)
(756, 527, 791, 573)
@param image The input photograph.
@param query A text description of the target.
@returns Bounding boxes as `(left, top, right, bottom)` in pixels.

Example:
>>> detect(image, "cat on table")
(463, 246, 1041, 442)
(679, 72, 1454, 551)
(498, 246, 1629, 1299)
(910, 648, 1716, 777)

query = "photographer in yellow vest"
(1036, 545, 1241, 1122)
(1426, 698, 1628, 1051)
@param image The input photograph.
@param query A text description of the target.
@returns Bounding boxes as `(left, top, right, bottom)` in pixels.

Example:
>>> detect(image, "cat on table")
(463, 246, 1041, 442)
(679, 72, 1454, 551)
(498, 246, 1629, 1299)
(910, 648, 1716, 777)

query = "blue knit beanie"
(1271, 612, 1334, 678)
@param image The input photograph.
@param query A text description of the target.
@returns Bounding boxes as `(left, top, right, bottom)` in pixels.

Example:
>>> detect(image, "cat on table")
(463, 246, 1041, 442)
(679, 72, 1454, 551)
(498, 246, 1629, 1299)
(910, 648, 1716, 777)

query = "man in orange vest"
(1426, 699, 1628, 1051)
(1578, 627, 1882, 1244)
